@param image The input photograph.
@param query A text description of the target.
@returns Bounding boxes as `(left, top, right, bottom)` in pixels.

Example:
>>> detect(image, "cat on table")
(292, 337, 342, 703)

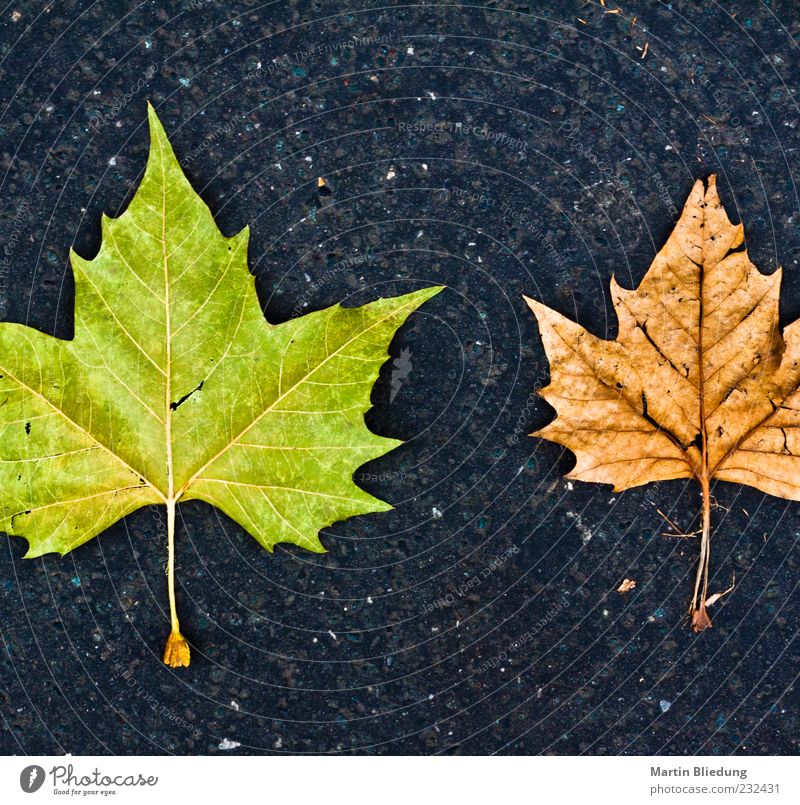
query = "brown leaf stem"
(689, 473, 713, 632)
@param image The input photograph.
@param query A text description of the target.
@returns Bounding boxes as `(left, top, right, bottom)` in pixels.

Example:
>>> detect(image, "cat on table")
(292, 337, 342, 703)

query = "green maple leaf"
(0, 104, 442, 666)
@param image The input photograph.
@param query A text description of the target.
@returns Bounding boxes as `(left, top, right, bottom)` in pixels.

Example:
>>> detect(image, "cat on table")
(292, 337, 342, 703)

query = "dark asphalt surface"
(1, 0, 799, 755)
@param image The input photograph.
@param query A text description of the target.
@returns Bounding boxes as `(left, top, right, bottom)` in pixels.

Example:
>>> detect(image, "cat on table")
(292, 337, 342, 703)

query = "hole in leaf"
(170, 380, 205, 411)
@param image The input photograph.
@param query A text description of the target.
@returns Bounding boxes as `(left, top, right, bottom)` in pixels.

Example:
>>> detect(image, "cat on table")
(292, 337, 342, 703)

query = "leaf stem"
(166, 498, 179, 631)
(690, 472, 713, 632)
(162, 498, 190, 667)
(690, 236, 713, 634)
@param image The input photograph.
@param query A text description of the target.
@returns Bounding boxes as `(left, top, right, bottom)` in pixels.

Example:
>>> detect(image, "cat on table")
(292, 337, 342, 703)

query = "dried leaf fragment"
(527, 176, 800, 631)
(704, 577, 736, 609)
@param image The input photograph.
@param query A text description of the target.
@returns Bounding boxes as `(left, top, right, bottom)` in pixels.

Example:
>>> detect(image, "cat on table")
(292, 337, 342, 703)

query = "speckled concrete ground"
(1, 0, 799, 755)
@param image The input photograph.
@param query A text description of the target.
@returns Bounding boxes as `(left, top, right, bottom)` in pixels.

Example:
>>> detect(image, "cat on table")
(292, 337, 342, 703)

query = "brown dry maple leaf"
(526, 175, 800, 632)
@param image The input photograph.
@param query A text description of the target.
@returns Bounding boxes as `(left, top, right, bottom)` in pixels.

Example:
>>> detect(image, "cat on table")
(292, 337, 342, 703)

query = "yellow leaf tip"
(390, 285, 443, 308)
(146, 102, 169, 143)
(68, 245, 86, 266)
(163, 629, 191, 667)
(418, 284, 445, 299)
(394, 284, 444, 311)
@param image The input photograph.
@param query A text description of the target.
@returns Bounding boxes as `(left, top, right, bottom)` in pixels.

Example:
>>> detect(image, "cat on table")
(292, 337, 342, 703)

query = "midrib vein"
(697, 203, 710, 485)
(160, 144, 175, 503)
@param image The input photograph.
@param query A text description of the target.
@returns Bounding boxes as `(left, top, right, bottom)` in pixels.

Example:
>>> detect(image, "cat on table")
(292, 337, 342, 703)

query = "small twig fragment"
(704, 576, 736, 608)
(656, 508, 682, 533)
(709, 495, 729, 513)
(656, 508, 699, 538)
